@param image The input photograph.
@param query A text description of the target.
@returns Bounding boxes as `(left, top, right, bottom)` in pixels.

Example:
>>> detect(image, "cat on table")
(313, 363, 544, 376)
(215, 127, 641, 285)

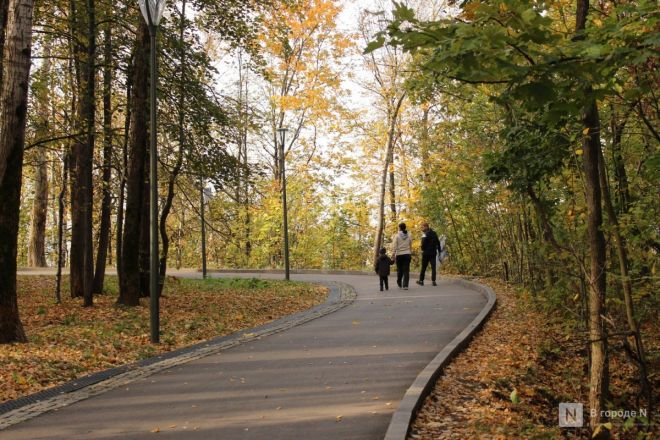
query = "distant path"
(5, 271, 486, 439)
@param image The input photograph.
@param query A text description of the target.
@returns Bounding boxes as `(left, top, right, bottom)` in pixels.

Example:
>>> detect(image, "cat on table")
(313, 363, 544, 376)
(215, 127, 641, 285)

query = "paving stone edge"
(0, 281, 356, 430)
(383, 276, 498, 440)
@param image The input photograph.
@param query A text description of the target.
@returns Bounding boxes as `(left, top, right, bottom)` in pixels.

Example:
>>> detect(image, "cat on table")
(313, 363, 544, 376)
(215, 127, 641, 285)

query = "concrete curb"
(205, 268, 373, 275)
(0, 281, 357, 429)
(383, 277, 497, 440)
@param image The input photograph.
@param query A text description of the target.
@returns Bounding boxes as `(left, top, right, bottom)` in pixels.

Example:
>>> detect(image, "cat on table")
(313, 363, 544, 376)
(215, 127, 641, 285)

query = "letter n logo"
(559, 403, 583, 427)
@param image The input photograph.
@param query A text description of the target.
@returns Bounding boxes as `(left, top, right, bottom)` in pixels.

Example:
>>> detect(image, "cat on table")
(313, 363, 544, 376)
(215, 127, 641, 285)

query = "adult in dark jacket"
(374, 248, 394, 291)
(416, 222, 441, 286)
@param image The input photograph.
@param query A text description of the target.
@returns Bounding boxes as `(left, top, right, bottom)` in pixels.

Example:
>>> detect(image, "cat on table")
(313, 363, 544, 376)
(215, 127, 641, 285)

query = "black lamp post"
(138, 0, 165, 343)
(200, 179, 207, 279)
(277, 127, 290, 281)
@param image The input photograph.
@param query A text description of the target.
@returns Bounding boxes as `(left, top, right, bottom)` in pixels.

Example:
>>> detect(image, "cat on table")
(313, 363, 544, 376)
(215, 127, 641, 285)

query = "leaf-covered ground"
(1, 275, 327, 403)
(409, 278, 658, 439)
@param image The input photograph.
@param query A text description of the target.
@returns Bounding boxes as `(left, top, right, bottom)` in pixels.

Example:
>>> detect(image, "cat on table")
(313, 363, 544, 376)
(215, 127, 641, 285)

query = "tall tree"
(260, 0, 349, 178)
(158, 0, 187, 291)
(92, 21, 113, 294)
(0, 0, 35, 343)
(358, 6, 408, 264)
(118, 20, 149, 306)
(27, 40, 52, 268)
(574, 1, 608, 431)
(69, 0, 97, 306)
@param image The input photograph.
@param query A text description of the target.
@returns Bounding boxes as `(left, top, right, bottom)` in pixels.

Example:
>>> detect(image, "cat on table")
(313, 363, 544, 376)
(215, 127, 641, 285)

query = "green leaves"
(510, 388, 520, 404)
(363, 35, 385, 54)
(392, 1, 417, 23)
(519, 8, 537, 25)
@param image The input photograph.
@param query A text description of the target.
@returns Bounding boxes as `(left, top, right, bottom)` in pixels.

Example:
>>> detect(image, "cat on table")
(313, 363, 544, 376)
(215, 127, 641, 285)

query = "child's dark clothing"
(375, 254, 394, 291)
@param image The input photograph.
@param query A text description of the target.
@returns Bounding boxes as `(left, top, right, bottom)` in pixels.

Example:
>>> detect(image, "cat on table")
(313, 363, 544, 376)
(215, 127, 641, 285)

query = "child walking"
(374, 248, 394, 291)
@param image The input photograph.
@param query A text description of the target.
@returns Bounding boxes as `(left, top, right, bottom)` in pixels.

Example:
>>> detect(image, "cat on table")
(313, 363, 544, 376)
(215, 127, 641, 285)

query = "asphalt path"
(4, 272, 486, 439)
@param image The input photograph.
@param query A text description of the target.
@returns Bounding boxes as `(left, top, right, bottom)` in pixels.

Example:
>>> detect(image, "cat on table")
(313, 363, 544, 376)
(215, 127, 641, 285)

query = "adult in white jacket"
(391, 222, 412, 289)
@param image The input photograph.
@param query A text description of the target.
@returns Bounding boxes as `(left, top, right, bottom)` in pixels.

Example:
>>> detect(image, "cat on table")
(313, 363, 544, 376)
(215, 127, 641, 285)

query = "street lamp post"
(200, 179, 207, 279)
(277, 127, 290, 281)
(138, 0, 165, 343)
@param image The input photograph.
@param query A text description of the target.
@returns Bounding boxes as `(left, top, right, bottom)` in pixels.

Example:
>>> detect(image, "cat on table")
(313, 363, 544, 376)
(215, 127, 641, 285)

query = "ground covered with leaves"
(409, 278, 658, 439)
(1, 275, 327, 403)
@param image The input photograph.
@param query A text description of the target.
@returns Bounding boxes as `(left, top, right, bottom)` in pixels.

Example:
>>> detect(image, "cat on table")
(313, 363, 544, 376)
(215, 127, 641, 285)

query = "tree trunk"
(27, 42, 51, 268)
(583, 98, 609, 436)
(575, 1, 609, 433)
(55, 152, 69, 304)
(158, 0, 187, 294)
(598, 143, 651, 414)
(609, 114, 629, 213)
(118, 21, 149, 306)
(388, 144, 396, 222)
(0, 0, 34, 344)
(28, 145, 49, 267)
(0, 0, 9, 94)
(139, 164, 150, 297)
(372, 93, 406, 264)
(92, 24, 113, 294)
(69, 0, 96, 307)
(116, 63, 131, 287)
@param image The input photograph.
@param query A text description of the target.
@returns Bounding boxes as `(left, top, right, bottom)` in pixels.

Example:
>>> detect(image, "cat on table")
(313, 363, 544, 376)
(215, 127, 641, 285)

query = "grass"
(0, 275, 327, 403)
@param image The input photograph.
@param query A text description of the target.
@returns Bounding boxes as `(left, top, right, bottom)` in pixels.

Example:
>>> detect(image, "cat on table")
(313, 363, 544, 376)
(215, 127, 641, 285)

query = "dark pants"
(420, 253, 437, 282)
(396, 254, 411, 288)
(379, 276, 389, 291)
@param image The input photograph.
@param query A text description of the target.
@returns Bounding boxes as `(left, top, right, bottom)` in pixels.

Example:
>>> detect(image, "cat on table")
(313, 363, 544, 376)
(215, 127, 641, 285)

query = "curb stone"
(384, 276, 497, 440)
(0, 281, 356, 430)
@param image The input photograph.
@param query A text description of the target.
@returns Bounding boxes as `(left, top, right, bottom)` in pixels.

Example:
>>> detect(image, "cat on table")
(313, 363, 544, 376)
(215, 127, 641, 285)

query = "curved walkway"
(3, 272, 487, 439)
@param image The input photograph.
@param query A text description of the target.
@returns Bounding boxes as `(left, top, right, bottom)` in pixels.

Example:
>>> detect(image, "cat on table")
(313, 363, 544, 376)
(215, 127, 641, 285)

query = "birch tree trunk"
(372, 93, 405, 264)
(28, 44, 52, 267)
(28, 146, 49, 267)
(0, 0, 34, 343)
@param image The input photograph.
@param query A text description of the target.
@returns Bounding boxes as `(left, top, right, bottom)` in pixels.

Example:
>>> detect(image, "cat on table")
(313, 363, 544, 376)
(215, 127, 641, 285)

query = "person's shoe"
(432, 281, 437, 286)
(380, 288, 383, 292)
(403, 286, 408, 290)
(416, 280, 424, 286)
(397, 281, 402, 288)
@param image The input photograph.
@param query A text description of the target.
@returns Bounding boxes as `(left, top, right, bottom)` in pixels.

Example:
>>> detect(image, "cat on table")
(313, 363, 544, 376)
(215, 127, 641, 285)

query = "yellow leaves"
(408, 279, 567, 438)
(592, 422, 612, 437)
(462, 2, 480, 20)
(582, 127, 590, 135)
(575, 149, 583, 155)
